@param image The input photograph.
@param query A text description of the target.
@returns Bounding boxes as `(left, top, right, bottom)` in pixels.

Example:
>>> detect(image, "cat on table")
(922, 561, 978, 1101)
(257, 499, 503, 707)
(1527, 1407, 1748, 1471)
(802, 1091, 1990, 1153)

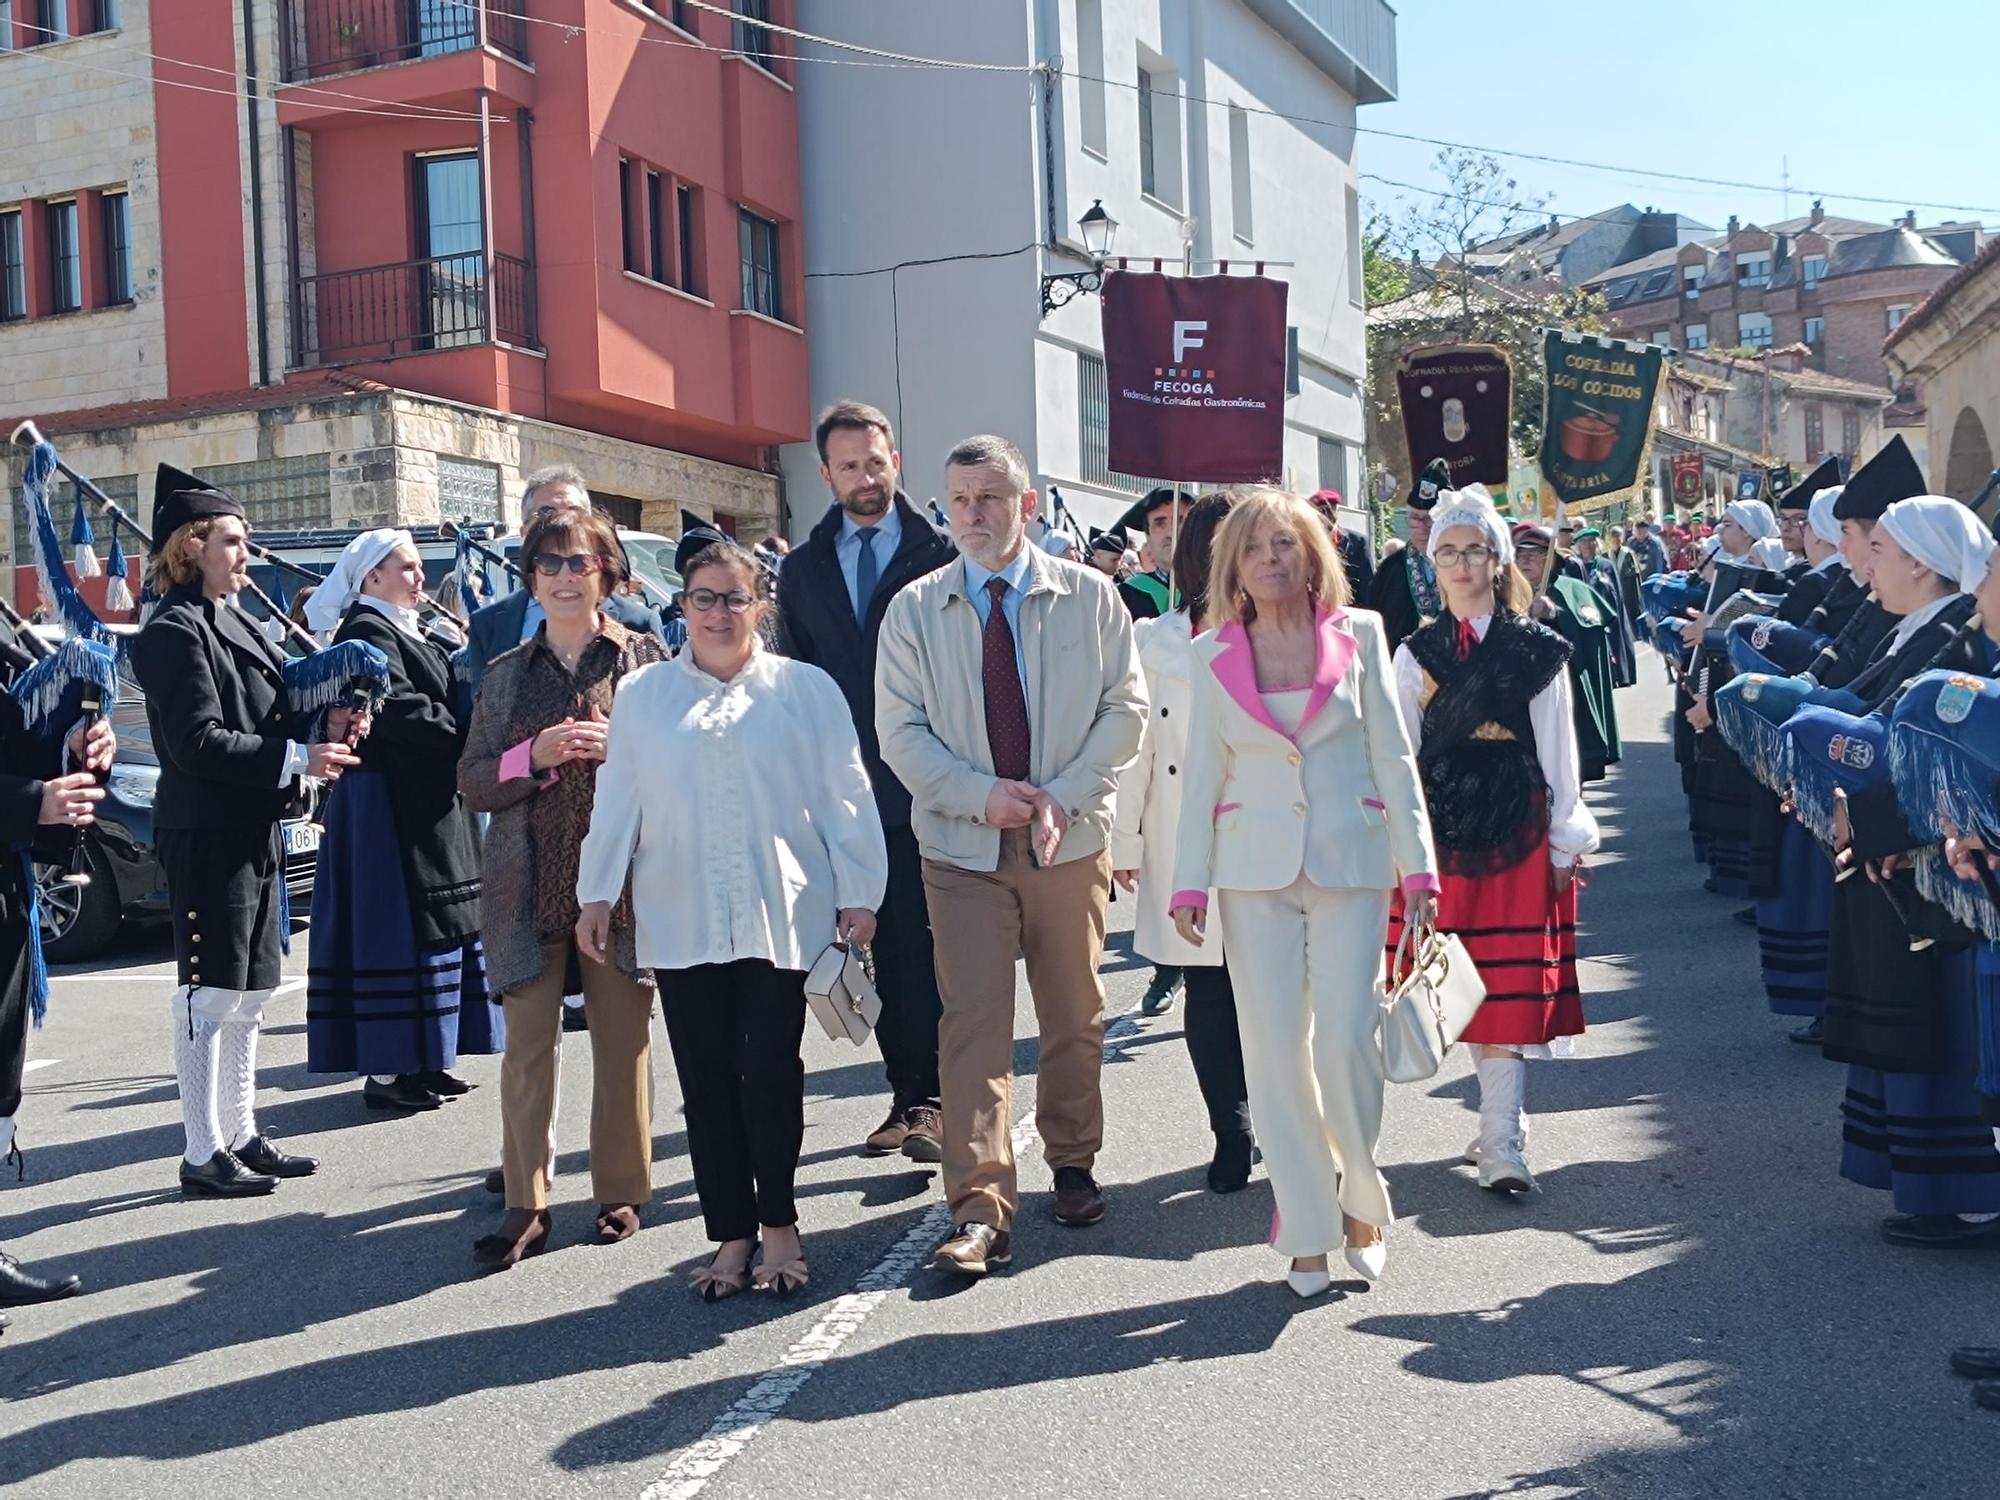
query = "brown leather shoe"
(1053, 1166, 1106, 1226)
(594, 1204, 642, 1244)
(864, 1107, 908, 1156)
(931, 1222, 1012, 1276)
(473, 1209, 551, 1271)
(900, 1105, 943, 1163)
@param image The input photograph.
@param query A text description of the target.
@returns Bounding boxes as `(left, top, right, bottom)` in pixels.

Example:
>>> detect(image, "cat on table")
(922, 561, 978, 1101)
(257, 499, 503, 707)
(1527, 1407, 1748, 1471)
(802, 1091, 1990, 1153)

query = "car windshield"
(112, 673, 157, 767)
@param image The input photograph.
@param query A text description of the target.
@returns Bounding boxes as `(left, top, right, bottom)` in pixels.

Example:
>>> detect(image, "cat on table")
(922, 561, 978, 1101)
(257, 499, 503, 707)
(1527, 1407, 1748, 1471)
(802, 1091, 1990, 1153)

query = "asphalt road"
(2, 660, 1994, 1499)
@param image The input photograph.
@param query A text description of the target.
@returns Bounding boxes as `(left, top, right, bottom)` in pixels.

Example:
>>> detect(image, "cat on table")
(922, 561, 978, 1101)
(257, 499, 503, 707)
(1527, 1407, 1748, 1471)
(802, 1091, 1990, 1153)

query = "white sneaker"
(1343, 1239, 1387, 1283)
(1286, 1265, 1332, 1298)
(1463, 1135, 1483, 1166)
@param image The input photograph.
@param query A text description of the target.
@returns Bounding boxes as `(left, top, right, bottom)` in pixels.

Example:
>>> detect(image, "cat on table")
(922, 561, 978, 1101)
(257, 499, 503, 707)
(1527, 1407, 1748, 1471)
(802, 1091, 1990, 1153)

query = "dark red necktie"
(1456, 617, 1480, 661)
(982, 576, 1031, 781)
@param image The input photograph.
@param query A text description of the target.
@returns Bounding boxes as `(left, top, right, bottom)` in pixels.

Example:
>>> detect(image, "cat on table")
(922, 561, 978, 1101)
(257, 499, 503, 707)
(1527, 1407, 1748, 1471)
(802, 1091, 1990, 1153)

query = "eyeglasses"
(530, 552, 607, 577)
(1433, 545, 1496, 568)
(684, 588, 756, 615)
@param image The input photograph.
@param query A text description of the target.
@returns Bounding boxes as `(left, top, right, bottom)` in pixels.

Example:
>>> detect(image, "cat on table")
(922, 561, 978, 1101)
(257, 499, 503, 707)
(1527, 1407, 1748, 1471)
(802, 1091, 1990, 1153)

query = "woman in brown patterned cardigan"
(459, 507, 668, 1269)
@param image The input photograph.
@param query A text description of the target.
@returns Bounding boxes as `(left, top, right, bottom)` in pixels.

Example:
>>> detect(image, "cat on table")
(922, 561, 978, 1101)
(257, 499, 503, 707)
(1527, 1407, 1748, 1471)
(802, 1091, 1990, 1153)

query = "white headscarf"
(1879, 496, 1994, 592)
(1807, 486, 1845, 546)
(1723, 498, 1779, 541)
(1749, 537, 1789, 571)
(1427, 483, 1515, 568)
(304, 527, 414, 635)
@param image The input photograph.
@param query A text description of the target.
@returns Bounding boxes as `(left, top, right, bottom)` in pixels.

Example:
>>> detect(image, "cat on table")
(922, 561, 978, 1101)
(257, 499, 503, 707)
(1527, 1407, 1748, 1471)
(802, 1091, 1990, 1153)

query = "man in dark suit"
(1309, 488, 1375, 601)
(777, 400, 956, 1162)
(461, 466, 662, 699)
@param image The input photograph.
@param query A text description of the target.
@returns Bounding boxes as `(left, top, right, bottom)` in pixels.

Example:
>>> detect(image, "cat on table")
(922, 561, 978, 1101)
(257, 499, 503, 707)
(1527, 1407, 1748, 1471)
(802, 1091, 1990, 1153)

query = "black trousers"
(872, 823, 943, 1109)
(1183, 964, 1250, 1138)
(657, 959, 808, 1243)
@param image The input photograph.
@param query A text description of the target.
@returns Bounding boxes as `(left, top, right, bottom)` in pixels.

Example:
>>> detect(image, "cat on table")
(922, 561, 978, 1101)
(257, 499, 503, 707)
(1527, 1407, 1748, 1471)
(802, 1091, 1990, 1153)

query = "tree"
(1361, 214, 1409, 308)
(1364, 149, 1609, 497)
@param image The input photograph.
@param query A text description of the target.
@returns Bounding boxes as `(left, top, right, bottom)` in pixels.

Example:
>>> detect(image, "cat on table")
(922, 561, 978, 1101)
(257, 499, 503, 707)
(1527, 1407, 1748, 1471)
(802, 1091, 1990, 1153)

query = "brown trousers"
(922, 829, 1111, 1232)
(499, 940, 655, 1211)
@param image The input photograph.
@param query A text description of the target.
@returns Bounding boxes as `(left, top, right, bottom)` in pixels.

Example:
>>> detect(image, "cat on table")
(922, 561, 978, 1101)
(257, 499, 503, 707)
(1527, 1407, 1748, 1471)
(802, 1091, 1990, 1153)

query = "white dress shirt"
(576, 643, 888, 972)
(1391, 614, 1600, 866)
(1886, 591, 1960, 654)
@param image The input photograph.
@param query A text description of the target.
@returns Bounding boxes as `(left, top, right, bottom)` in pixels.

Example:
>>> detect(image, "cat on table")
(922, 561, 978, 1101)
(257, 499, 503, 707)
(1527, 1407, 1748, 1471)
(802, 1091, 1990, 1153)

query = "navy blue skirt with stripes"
(1840, 945, 2000, 1216)
(305, 770, 502, 1077)
(1755, 818, 1833, 1018)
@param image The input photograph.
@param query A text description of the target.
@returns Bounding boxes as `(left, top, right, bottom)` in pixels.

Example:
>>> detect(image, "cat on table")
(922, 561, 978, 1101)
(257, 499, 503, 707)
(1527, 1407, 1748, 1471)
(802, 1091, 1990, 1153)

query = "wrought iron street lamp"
(1040, 200, 1119, 316)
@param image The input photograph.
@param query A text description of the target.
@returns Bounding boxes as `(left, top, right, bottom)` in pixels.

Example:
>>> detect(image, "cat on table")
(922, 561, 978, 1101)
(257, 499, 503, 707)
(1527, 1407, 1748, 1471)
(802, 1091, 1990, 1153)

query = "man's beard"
(840, 484, 891, 518)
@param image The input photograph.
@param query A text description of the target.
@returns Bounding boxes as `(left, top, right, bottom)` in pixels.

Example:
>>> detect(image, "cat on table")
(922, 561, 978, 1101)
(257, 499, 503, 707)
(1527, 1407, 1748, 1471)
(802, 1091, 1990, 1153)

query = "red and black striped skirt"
(1387, 836, 1584, 1047)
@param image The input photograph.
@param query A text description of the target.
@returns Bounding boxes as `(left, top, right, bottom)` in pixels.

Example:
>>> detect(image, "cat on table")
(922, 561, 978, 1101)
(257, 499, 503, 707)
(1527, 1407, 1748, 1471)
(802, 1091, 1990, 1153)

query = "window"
(0, 210, 23, 322)
(1075, 0, 1106, 156)
(436, 456, 501, 524)
(414, 152, 483, 348)
(1286, 326, 1300, 396)
(1077, 352, 1163, 494)
(34, 0, 67, 43)
(1886, 303, 1913, 332)
(618, 159, 639, 273)
(1736, 253, 1771, 287)
(1685, 322, 1709, 351)
(46, 199, 80, 313)
(0, 4, 11, 54)
(1317, 437, 1347, 495)
(1228, 104, 1252, 244)
(197, 456, 334, 529)
(738, 208, 781, 320)
(1804, 315, 1824, 345)
(677, 184, 700, 296)
(91, 0, 119, 31)
(1803, 402, 1823, 459)
(670, 0, 691, 31)
(733, 0, 776, 73)
(101, 189, 130, 303)
(1841, 407, 1860, 459)
(1737, 311, 1772, 348)
(1135, 59, 1182, 206)
(1345, 184, 1363, 305)
(1683, 264, 1702, 300)
(1653, 328, 1674, 348)
(1803, 254, 1826, 290)
(645, 169, 666, 283)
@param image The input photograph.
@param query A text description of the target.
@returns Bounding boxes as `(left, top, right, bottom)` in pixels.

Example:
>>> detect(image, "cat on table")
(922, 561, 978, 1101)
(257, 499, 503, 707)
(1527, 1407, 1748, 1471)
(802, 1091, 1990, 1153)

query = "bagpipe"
(8, 422, 393, 744)
(1639, 571, 1707, 666)
(1890, 669, 2000, 943)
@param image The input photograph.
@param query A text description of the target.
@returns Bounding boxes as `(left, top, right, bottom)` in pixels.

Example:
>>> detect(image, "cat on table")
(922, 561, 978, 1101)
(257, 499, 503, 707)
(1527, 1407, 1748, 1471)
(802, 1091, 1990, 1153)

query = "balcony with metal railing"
(291, 250, 537, 367)
(278, 0, 527, 82)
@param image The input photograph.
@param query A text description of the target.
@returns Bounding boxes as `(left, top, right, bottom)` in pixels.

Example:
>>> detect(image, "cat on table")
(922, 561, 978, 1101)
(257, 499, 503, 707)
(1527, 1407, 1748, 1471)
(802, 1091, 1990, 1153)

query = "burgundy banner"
(1102, 270, 1289, 483)
(1396, 344, 1511, 492)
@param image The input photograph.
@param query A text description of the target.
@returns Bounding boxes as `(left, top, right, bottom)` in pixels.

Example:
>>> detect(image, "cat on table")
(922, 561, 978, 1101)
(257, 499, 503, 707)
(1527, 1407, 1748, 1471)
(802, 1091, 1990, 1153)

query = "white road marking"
(273, 979, 306, 998)
(639, 1002, 1145, 1500)
(24, 1058, 59, 1073)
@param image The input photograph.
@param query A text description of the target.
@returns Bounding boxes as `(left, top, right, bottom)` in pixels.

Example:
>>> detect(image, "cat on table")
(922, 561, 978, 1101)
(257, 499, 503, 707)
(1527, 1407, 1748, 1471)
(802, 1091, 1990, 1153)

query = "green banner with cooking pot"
(1538, 329, 1667, 512)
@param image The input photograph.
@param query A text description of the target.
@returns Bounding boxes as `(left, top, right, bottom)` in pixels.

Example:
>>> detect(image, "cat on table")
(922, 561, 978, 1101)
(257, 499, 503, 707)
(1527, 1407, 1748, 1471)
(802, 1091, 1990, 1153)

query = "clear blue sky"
(1360, 1, 2000, 239)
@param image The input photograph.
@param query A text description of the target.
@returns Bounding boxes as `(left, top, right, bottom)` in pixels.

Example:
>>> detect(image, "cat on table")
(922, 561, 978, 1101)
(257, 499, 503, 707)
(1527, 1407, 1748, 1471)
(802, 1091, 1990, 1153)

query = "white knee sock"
(217, 989, 272, 1151)
(0, 1114, 15, 1161)
(173, 991, 224, 1166)
(1475, 1053, 1529, 1159)
(218, 1021, 261, 1150)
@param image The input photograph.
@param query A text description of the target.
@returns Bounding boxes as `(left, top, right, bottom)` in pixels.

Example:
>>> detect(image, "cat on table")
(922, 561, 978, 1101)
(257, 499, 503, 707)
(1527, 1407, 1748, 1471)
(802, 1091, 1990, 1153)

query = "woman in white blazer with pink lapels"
(1170, 488, 1439, 1297)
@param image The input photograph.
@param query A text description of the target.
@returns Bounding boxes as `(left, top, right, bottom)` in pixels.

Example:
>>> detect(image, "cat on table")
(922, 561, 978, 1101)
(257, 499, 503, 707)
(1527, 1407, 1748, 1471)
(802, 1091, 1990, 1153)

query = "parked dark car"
(33, 670, 323, 963)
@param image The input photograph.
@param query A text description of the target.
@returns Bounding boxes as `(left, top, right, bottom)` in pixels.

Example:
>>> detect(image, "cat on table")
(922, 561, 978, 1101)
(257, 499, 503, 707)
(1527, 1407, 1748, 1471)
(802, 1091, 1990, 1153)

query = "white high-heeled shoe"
(1286, 1263, 1333, 1298)
(1343, 1238, 1387, 1283)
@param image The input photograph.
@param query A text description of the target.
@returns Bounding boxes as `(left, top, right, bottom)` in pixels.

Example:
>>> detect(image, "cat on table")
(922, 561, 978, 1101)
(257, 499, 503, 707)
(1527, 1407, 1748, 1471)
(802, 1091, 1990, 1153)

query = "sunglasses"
(530, 552, 607, 578)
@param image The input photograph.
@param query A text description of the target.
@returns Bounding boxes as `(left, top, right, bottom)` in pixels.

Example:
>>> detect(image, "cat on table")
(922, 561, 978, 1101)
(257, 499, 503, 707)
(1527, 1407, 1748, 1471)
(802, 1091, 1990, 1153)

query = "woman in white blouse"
(1168, 488, 1439, 1296)
(1389, 487, 1600, 1197)
(576, 540, 887, 1301)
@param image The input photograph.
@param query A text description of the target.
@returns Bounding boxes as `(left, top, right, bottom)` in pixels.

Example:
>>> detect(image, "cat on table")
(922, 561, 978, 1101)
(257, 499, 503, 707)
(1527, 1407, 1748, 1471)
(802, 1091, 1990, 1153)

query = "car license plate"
(284, 822, 321, 858)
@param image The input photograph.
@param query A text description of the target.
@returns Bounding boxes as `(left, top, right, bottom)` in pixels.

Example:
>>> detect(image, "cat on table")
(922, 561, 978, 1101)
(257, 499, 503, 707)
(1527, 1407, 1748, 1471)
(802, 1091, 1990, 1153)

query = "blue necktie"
(853, 526, 880, 624)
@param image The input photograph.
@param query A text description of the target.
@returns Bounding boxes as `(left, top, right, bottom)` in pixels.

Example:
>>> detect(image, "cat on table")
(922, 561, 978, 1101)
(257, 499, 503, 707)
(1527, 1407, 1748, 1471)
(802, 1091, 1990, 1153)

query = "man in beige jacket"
(876, 434, 1146, 1277)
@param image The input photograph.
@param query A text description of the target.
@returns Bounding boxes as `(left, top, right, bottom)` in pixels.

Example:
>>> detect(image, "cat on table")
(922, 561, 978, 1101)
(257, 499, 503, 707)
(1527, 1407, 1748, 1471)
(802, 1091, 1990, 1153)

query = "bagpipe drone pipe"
(8, 423, 393, 740)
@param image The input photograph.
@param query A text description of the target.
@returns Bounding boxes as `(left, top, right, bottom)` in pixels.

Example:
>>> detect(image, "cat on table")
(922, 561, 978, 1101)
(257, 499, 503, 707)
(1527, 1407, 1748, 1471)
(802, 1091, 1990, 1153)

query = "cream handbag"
(1376, 916, 1487, 1084)
(804, 942, 883, 1046)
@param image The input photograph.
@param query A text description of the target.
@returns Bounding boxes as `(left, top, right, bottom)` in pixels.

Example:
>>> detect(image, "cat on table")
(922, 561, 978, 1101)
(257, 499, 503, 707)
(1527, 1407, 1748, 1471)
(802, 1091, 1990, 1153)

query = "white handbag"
(803, 942, 883, 1046)
(1376, 916, 1487, 1084)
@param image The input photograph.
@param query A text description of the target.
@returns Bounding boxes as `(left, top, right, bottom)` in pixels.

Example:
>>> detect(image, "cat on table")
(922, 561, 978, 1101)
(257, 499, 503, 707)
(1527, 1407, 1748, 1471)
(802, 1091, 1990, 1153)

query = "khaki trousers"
(500, 941, 655, 1211)
(923, 829, 1111, 1232)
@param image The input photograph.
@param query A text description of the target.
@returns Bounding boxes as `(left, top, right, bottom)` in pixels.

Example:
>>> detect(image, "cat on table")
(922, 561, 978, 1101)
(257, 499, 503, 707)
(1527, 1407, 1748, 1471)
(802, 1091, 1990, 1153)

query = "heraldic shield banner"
(1539, 330, 1666, 511)
(1102, 270, 1289, 484)
(1396, 344, 1512, 494)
